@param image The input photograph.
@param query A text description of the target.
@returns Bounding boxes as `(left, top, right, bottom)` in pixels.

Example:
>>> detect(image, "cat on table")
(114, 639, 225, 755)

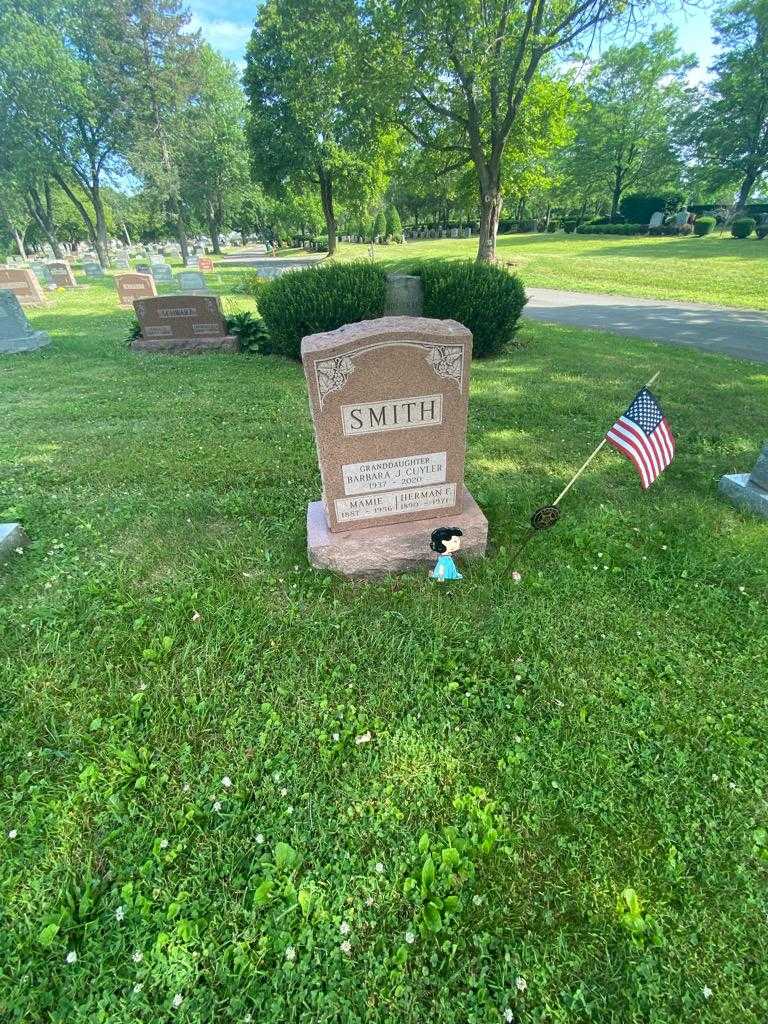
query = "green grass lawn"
(333, 231, 768, 310)
(2, 266, 767, 1023)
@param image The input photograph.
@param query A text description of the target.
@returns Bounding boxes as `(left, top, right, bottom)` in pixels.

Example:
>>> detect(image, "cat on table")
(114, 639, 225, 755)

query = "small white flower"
(191, 610, 202, 622)
(182, 783, 190, 793)
(375, 862, 384, 874)
(598, 552, 603, 558)
(133, 983, 143, 993)
(115, 905, 125, 921)
(738, 586, 746, 593)
(405, 930, 415, 944)
(729, 782, 737, 790)
(273, 771, 281, 783)
(138, 683, 147, 691)
(711, 774, 719, 782)
(472, 894, 483, 906)
(222, 776, 232, 788)
(365, 896, 374, 907)
(332, 732, 340, 742)
(8, 829, 17, 839)
(703, 985, 713, 1000)
(514, 674, 522, 682)
(504, 1009, 515, 1023)
(14, 546, 24, 555)
(355, 731, 372, 745)
(66, 950, 77, 964)
(340, 921, 350, 935)
(340, 939, 352, 955)
(172, 993, 183, 1008)
(255, 833, 264, 844)
(159, 838, 169, 849)
(213, 800, 222, 812)
(285, 945, 296, 961)
(515, 976, 527, 992)
(244, 1015, 252, 1023)
(511, 571, 522, 582)
(132, 950, 143, 963)
(662, 545, 668, 550)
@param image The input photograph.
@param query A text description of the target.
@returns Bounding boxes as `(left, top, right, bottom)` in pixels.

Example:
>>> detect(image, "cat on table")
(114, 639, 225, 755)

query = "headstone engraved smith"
(302, 316, 488, 576)
(131, 295, 237, 354)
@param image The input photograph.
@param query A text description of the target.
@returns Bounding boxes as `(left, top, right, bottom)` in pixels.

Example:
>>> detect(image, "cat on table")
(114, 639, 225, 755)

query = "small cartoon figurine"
(430, 526, 464, 581)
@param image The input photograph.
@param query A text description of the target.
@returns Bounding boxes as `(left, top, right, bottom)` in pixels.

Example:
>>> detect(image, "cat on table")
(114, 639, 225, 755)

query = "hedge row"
(255, 259, 527, 360)
(576, 223, 648, 236)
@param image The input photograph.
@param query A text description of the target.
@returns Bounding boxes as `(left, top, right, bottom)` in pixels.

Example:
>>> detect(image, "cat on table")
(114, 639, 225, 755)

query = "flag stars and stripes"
(605, 388, 675, 489)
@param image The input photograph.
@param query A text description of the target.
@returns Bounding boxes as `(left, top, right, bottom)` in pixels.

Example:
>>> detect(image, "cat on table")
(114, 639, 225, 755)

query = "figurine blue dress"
(429, 526, 464, 581)
(432, 554, 463, 581)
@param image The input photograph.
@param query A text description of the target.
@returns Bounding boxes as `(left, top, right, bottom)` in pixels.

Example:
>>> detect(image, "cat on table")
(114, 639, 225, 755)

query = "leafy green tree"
(687, 0, 768, 207)
(568, 30, 692, 218)
(180, 45, 250, 253)
(121, 0, 200, 261)
(368, 0, 659, 260)
(0, 0, 136, 265)
(386, 205, 403, 237)
(245, 0, 400, 256)
(373, 208, 387, 240)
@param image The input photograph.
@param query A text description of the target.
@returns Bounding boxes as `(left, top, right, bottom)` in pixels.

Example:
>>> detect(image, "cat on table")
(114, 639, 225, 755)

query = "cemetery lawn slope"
(1, 268, 767, 1022)
(335, 231, 768, 310)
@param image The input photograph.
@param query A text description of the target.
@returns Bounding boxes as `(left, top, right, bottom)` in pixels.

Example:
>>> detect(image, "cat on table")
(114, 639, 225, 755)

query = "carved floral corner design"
(316, 355, 356, 406)
(426, 345, 464, 389)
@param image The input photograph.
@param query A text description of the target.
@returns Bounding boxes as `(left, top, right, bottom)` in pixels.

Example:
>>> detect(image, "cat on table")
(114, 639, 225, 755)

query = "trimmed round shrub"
(576, 223, 648, 236)
(731, 217, 756, 239)
(693, 216, 716, 236)
(257, 261, 387, 359)
(757, 223, 768, 240)
(416, 259, 527, 358)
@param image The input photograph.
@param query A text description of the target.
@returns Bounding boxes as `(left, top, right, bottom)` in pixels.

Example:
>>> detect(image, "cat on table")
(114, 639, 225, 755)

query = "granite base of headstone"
(0, 522, 30, 562)
(301, 316, 488, 578)
(0, 288, 51, 353)
(384, 273, 424, 317)
(131, 294, 238, 354)
(718, 443, 768, 519)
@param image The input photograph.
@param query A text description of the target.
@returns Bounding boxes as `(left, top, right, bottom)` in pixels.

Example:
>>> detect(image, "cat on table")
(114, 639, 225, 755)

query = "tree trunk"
(175, 205, 190, 263)
(49, 171, 100, 255)
(610, 165, 624, 220)
(121, 221, 131, 246)
(13, 227, 26, 258)
(477, 182, 503, 262)
(25, 184, 65, 259)
(736, 169, 757, 210)
(89, 184, 110, 267)
(208, 204, 221, 254)
(318, 165, 337, 256)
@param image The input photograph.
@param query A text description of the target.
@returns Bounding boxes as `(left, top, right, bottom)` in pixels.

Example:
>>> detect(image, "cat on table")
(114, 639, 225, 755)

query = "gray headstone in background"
(151, 263, 173, 283)
(114, 255, 130, 269)
(719, 443, 768, 519)
(135, 262, 151, 275)
(83, 261, 104, 278)
(0, 522, 29, 561)
(150, 254, 166, 265)
(0, 288, 51, 353)
(649, 211, 664, 228)
(384, 273, 424, 317)
(31, 264, 54, 287)
(176, 270, 210, 294)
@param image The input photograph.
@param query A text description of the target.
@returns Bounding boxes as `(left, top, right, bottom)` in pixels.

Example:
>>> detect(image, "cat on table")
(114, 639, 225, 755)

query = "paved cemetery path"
(524, 287, 768, 364)
(217, 246, 325, 273)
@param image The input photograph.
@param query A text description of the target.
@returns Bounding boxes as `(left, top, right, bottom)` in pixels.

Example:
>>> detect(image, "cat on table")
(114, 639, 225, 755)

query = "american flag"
(605, 387, 675, 489)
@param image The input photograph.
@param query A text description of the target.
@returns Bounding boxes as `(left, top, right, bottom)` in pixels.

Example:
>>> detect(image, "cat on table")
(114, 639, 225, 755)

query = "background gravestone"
(151, 263, 173, 283)
(176, 270, 211, 294)
(114, 255, 130, 270)
(135, 262, 151, 275)
(301, 316, 488, 577)
(116, 273, 157, 306)
(384, 274, 424, 317)
(719, 443, 768, 518)
(198, 257, 214, 272)
(0, 288, 51, 353)
(31, 264, 55, 289)
(47, 261, 77, 288)
(131, 295, 237, 354)
(0, 268, 48, 306)
(83, 262, 104, 279)
(0, 522, 29, 561)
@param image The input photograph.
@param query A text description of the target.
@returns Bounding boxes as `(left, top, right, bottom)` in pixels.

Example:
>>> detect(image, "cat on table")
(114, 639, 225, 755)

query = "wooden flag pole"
(552, 371, 661, 507)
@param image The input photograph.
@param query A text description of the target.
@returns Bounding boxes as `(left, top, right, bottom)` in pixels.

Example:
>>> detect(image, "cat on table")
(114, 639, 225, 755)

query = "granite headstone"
(47, 261, 77, 287)
(719, 443, 768, 518)
(116, 273, 157, 306)
(131, 294, 237, 354)
(0, 267, 48, 306)
(0, 288, 51, 353)
(301, 316, 488, 576)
